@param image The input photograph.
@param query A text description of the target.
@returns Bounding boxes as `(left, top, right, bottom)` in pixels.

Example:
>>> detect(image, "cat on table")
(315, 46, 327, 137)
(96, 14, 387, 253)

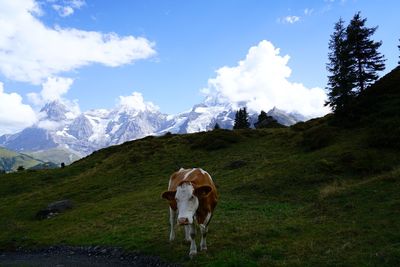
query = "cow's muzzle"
(178, 217, 189, 225)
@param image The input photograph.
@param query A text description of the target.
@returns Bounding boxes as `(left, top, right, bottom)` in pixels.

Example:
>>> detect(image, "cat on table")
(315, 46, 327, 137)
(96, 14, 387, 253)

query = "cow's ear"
(162, 191, 176, 201)
(194, 185, 212, 198)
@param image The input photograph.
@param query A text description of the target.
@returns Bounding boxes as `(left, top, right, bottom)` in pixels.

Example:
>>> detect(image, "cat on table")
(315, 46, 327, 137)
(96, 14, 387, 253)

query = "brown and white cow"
(161, 168, 218, 257)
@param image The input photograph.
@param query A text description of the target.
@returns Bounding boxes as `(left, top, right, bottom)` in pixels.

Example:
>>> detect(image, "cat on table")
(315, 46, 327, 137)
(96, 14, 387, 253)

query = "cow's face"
(162, 182, 212, 225)
(175, 183, 198, 224)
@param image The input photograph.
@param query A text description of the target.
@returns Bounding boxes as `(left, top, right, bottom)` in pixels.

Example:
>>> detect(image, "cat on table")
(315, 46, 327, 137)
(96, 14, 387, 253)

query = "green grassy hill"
(26, 147, 81, 165)
(0, 147, 44, 172)
(0, 67, 399, 266)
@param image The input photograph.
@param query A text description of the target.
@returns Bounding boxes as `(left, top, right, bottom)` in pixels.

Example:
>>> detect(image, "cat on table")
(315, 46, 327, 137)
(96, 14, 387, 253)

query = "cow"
(161, 168, 218, 257)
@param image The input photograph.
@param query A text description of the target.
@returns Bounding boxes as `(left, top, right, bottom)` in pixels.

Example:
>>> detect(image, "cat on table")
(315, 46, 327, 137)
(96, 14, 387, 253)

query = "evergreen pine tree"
(346, 12, 385, 93)
(326, 18, 355, 113)
(241, 107, 250, 129)
(213, 123, 221, 130)
(254, 110, 268, 128)
(398, 39, 400, 64)
(233, 110, 240, 129)
(17, 166, 25, 172)
(233, 107, 250, 129)
(257, 110, 268, 123)
(254, 110, 282, 128)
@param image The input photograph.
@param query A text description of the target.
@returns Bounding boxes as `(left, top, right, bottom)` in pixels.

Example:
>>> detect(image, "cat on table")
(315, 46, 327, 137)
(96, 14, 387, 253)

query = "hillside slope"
(0, 67, 399, 266)
(0, 147, 45, 172)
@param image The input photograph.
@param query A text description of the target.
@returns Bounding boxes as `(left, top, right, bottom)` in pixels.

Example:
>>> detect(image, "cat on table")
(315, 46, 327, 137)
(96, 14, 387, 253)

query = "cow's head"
(162, 182, 212, 225)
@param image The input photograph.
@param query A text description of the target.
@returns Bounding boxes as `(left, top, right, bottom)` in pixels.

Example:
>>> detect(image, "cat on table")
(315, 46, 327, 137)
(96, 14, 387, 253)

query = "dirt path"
(0, 246, 179, 267)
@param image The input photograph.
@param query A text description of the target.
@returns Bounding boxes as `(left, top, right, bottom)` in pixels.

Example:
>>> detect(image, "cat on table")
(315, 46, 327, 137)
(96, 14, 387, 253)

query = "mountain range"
(0, 100, 308, 164)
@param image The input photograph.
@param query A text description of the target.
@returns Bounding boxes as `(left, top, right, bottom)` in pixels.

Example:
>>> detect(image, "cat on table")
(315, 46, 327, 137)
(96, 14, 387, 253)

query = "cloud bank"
(118, 92, 159, 113)
(27, 76, 74, 106)
(0, 0, 156, 84)
(203, 40, 330, 117)
(0, 83, 37, 134)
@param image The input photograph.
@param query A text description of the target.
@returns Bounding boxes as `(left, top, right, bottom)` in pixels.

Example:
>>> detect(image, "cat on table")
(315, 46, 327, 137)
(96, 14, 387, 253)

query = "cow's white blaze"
(183, 168, 196, 180)
(175, 183, 199, 224)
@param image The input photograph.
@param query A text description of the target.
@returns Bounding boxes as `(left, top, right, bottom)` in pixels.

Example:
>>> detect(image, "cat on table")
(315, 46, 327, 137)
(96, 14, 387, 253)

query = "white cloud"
(27, 76, 73, 104)
(202, 40, 330, 118)
(36, 119, 63, 131)
(41, 76, 74, 101)
(304, 8, 314, 16)
(70, 0, 85, 8)
(52, 4, 74, 17)
(284, 15, 300, 24)
(118, 92, 159, 113)
(27, 76, 80, 120)
(0, 82, 37, 135)
(51, 0, 86, 17)
(0, 0, 156, 84)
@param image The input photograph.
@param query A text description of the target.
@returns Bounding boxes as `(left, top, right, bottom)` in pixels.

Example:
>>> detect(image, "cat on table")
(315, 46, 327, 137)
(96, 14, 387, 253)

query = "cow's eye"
(190, 196, 194, 200)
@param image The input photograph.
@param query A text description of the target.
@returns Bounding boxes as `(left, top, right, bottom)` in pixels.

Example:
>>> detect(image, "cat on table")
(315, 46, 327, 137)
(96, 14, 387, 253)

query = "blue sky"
(0, 0, 399, 134)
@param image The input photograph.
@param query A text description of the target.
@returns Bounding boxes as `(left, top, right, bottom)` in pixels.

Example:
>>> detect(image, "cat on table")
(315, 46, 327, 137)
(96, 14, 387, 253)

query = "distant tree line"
(213, 107, 282, 130)
(326, 12, 386, 115)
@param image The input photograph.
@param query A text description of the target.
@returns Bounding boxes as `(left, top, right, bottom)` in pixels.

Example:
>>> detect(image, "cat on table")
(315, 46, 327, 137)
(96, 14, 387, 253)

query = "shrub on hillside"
(337, 150, 392, 175)
(317, 159, 340, 173)
(351, 151, 392, 174)
(189, 129, 242, 151)
(17, 166, 25, 172)
(292, 115, 332, 132)
(301, 125, 336, 151)
(367, 117, 400, 149)
(291, 121, 308, 132)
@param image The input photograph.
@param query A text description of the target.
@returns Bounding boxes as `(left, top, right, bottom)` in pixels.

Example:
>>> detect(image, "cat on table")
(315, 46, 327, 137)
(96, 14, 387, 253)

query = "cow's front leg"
(199, 224, 207, 251)
(169, 207, 177, 241)
(184, 225, 191, 242)
(189, 224, 197, 258)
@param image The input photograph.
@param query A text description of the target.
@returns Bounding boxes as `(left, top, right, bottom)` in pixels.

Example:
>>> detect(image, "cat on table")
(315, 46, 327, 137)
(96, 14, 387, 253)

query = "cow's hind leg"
(169, 207, 177, 241)
(199, 224, 208, 251)
(200, 212, 212, 251)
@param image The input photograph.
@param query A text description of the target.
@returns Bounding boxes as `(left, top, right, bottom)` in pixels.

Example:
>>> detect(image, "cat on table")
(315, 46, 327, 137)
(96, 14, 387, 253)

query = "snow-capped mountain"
(160, 103, 236, 134)
(0, 99, 307, 163)
(161, 103, 306, 134)
(0, 100, 168, 162)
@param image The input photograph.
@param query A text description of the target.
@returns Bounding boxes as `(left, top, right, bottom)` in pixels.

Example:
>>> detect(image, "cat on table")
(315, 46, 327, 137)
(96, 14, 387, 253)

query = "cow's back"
(169, 168, 216, 191)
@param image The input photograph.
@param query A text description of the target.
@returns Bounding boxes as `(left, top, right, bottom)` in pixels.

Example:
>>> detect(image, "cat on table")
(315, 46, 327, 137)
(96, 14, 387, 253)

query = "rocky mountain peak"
(39, 100, 71, 122)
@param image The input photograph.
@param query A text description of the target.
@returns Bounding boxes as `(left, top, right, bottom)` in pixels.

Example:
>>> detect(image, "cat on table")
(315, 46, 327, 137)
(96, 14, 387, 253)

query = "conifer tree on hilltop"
(254, 110, 282, 128)
(256, 110, 268, 126)
(326, 12, 385, 115)
(398, 38, 400, 64)
(233, 107, 250, 129)
(346, 12, 385, 93)
(326, 18, 355, 113)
